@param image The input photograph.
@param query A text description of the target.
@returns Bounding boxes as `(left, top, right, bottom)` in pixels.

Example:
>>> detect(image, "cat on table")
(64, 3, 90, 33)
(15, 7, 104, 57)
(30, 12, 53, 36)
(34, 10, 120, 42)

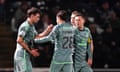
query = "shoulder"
(84, 27, 90, 32)
(54, 24, 62, 29)
(51, 25, 60, 32)
(19, 21, 30, 31)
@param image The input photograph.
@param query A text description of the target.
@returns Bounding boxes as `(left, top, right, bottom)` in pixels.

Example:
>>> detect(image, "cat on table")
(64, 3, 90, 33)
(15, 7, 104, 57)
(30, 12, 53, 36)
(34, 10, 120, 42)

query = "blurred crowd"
(1, 0, 120, 68)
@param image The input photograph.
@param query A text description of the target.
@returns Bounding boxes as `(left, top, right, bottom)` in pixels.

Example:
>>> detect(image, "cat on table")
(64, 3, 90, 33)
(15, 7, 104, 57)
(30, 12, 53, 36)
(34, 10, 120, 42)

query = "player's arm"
(35, 24, 54, 38)
(87, 34, 94, 66)
(17, 37, 39, 57)
(90, 40, 94, 53)
(17, 26, 39, 57)
(34, 25, 58, 43)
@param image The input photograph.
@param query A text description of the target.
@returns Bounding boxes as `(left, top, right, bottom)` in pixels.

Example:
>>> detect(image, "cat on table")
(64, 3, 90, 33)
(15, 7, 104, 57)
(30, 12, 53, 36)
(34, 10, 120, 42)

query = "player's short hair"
(75, 13, 87, 22)
(75, 12, 85, 19)
(57, 10, 69, 21)
(72, 10, 85, 17)
(27, 7, 41, 17)
(71, 10, 80, 16)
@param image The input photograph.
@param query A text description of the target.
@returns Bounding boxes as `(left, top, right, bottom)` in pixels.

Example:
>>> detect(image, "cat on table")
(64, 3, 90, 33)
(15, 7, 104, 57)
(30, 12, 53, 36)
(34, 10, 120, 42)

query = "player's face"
(32, 13, 40, 24)
(71, 14, 76, 26)
(75, 16, 85, 28)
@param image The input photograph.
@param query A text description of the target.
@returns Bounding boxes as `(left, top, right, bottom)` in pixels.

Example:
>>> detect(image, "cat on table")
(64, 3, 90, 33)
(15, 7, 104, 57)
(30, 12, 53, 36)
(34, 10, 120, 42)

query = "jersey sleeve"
(87, 29, 93, 59)
(87, 28, 93, 43)
(34, 25, 58, 43)
(18, 26, 29, 38)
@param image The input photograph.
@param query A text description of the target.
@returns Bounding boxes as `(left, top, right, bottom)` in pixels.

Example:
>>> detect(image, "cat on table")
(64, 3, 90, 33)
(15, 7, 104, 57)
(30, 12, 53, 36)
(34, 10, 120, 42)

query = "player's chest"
(26, 28, 36, 38)
(76, 31, 89, 41)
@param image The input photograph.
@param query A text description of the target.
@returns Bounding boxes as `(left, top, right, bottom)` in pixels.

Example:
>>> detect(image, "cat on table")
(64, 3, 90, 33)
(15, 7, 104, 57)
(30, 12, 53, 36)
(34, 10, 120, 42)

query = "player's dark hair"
(27, 7, 40, 17)
(71, 10, 80, 16)
(71, 10, 86, 19)
(75, 12, 86, 20)
(57, 10, 69, 22)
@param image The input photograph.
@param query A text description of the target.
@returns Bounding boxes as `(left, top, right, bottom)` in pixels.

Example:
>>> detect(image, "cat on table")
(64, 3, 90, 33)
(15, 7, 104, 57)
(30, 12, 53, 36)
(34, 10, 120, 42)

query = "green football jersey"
(35, 22, 76, 64)
(14, 21, 38, 58)
(74, 27, 92, 63)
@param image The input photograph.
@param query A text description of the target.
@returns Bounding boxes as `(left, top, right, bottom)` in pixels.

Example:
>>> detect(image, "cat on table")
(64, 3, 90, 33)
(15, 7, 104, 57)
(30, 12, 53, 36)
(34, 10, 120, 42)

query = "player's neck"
(27, 18, 33, 25)
(78, 26, 84, 30)
(58, 20, 65, 24)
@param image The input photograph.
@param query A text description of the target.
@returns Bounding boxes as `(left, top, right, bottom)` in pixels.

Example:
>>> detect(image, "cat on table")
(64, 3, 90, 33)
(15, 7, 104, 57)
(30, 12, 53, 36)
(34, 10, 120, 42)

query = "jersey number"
(63, 36, 73, 49)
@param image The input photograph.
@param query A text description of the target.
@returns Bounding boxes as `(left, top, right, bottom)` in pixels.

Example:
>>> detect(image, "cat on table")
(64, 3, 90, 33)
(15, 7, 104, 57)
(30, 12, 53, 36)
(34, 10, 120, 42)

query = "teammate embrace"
(34, 10, 94, 72)
(14, 7, 93, 72)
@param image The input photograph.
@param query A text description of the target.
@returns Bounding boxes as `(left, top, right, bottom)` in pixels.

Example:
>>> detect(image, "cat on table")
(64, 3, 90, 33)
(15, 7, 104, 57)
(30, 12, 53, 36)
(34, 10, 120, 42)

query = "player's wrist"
(88, 57, 93, 61)
(44, 29, 49, 33)
(27, 48, 32, 54)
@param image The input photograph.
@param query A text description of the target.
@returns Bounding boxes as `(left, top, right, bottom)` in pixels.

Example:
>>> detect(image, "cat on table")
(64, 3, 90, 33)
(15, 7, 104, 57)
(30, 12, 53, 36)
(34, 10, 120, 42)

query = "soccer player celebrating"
(71, 11, 80, 26)
(34, 10, 75, 72)
(73, 13, 94, 72)
(14, 7, 53, 72)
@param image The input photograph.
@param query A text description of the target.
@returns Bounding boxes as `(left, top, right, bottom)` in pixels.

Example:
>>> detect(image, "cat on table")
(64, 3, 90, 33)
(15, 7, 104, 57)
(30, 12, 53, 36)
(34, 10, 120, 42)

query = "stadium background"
(0, 0, 120, 71)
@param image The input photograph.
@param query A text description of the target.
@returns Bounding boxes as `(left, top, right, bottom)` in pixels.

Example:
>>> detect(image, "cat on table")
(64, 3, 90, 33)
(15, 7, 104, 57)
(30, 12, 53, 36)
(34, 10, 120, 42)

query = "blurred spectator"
(11, 1, 30, 32)
(87, 16, 104, 34)
(101, 24, 118, 68)
(108, 11, 120, 48)
(35, 13, 52, 32)
(113, 1, 120, 17)
(11, 1, 30, 40)
(109, 10, 120, 31)
(34, 0, 48, 12)
(50, 5, 61, 24)
(0, 0, 6, 22)
(4, 1, 21, 24)
(96, 1, 115, 28)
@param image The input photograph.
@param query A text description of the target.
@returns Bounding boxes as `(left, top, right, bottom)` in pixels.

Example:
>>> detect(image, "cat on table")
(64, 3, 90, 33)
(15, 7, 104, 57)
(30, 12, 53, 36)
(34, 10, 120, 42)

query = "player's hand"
(30, 49, 40, 57)
(35, 24, 54, 38)
(46, 24, 54, 33)
(87, 58, 93, 66)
